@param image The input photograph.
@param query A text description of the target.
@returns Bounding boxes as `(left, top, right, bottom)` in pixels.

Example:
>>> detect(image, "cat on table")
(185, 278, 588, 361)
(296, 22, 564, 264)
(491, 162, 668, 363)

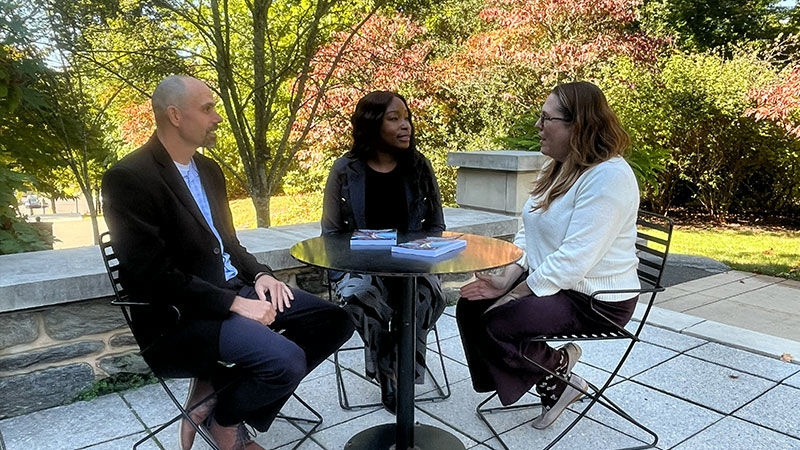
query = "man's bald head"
(152, 75, 193, 126)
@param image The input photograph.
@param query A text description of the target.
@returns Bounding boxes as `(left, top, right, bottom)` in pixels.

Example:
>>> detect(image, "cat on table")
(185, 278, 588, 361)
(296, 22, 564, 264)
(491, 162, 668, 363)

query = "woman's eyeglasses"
(539, 113, 570, 126)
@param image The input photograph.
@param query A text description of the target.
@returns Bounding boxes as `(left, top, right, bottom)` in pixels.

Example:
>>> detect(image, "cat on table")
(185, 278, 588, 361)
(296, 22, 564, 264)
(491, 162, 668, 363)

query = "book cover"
(391, 235, 466, 257)
(350, 229, 398, 247)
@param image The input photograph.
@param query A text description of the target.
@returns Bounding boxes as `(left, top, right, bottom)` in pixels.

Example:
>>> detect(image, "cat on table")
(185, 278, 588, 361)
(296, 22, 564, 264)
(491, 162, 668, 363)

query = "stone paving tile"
(307, 406, 477, 449)
(572, 361, 621, 389)
(657, 293, 722, 313)
(785, 371, 800, 389)
(672, 416, 800, 449)
(697, 276, 778, 299)
(490, 409, 647, 450)
(429, 313, 461, 342)
(653, 286, 692, 303)
(684, 301, 800, 342)
(686, 342, 800, 381)
(0, 393, 143, 450)
(122, 379, 188, 428)
(683, 320, 800, 362)
(148, 412, 315, 449)
(582, 380, 723, 448)
(725, 283, 800, 315)
(289, 371, 379, 429)
(432, 335, 468, 365)
(578, 340, 679, 378)
(636, 305, 705, 332)
(672, 271, 753, 291)
(417, 378, 534, 443)
(633, 355, 776, 414)
(273, 437, 326, 449)
(637, 324, 706, 352)
(83, 432, 159, 449)
(305, 359, 336, 382)
(734, 384, 800, 438)
(417, 351, 473, 395)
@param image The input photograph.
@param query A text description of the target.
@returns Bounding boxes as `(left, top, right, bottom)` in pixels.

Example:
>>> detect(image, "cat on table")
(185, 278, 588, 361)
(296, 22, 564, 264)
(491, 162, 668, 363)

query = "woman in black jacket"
(321, 91, 446, 413)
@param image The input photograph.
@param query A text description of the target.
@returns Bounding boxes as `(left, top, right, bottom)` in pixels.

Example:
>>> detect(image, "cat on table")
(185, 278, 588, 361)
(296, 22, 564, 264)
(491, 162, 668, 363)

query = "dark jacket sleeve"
(321, 159, 347, 235)
(102, 165, 236, 318)
(422, 157, 446, 233)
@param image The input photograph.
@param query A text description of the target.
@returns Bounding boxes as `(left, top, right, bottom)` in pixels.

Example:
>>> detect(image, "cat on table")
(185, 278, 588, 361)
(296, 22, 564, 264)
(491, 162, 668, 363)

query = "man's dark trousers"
(214, 281, 353, 431)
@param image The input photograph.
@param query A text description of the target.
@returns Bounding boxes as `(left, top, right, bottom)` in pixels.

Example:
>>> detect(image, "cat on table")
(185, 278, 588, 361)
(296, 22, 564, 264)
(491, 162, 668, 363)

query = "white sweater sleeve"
(526, 165, 638, 296)
(512, 221, 528, 269)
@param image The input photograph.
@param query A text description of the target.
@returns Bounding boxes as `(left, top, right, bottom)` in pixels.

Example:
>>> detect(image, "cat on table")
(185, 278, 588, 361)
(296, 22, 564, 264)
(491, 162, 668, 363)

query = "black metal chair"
(99, 232, 322, 449)
(324, 271, 452, 410)
(476, 210, 673, 450)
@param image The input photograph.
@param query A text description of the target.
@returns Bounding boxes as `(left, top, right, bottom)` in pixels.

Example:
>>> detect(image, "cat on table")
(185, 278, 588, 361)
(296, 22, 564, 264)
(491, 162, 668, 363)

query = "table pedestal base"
(344, 423, 465, 450)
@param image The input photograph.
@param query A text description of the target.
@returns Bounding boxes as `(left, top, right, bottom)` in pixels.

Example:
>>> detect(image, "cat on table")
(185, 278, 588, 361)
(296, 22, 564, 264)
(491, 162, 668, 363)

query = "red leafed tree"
(118, 99, 155, 149)
(747, 65, 800, 138)
(293, 13, 434, 172)
(434, 0, 665, 107)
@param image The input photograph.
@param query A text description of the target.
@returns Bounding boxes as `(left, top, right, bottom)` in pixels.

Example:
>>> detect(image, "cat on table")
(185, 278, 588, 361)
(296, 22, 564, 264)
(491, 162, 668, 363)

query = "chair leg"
(134, 377, 219, 450)
(333, 324, 452, 410)
(476, 392, 543, 450)
(414, 324, 452, 402)
(521, 341, 659, 450)
(277, 393, 323, 450)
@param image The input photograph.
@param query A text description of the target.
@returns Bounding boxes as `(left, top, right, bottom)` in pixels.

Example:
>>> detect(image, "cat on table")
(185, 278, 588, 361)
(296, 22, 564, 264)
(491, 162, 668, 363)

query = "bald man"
(102, 76, 353, 450)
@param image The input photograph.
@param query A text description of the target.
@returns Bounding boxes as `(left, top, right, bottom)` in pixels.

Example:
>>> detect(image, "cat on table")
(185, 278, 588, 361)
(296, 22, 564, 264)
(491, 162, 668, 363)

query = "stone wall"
(0, 266, 330, 419)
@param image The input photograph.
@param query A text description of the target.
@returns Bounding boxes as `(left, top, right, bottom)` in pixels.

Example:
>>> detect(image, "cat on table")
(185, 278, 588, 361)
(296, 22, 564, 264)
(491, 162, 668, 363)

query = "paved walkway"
(1, 273, 799, 450)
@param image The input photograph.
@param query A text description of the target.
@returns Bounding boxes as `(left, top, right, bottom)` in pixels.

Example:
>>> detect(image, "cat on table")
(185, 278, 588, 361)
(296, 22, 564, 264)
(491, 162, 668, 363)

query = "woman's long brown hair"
(531, 81, 631, 211)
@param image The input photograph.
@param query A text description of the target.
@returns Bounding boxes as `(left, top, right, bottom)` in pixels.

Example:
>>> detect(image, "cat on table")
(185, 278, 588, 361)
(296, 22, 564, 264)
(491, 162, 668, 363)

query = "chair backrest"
(634, 210, 673, 289)
(99, 232, 128, 302)
(98, 231, 137, 327)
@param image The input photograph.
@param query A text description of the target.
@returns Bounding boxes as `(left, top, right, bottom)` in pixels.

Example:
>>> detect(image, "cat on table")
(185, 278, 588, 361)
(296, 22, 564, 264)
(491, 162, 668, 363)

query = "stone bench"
(0, 207, 518, 418)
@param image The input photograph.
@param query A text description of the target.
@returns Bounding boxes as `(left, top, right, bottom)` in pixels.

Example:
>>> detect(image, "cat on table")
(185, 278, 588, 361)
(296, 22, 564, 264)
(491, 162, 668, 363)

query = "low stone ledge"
(0, 363, 94, 418)
(447, 150, 549, 216)
(0, 208, 518, 313)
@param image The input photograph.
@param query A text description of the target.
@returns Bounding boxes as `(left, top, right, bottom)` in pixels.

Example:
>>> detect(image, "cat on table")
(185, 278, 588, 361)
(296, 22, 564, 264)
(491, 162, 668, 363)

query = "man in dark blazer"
(102, 75, 353, 450)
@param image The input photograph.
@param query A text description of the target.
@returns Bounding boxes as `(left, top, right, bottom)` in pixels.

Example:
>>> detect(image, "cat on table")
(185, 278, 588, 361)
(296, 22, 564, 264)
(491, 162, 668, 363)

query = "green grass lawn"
(670, 226, 800, 279)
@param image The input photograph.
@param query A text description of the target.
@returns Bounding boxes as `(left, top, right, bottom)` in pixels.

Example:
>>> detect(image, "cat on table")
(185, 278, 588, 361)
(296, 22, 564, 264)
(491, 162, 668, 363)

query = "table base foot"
(344, 423, 466, 450)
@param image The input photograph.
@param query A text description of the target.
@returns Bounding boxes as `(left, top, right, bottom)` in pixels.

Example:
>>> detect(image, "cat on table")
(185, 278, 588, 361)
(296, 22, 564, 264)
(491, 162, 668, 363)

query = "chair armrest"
(584, 286, 665, 340)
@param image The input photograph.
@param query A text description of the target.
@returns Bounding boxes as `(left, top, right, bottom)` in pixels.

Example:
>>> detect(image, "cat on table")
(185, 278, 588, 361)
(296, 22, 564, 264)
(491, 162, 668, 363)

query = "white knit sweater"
(514, 157, 640, 301)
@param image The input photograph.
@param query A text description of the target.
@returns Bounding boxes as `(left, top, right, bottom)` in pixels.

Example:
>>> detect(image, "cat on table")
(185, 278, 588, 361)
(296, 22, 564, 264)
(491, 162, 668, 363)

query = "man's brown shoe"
(178, 378, 216, 449)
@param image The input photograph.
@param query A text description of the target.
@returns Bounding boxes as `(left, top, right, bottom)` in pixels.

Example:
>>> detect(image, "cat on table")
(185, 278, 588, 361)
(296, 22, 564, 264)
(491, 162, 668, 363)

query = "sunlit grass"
(230, 192, 324, 229)
(671, 226, 800, 279)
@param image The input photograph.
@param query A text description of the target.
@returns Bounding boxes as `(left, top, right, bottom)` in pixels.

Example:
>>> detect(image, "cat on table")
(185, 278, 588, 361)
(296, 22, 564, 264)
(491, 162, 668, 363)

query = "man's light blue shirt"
(174, 159, 239, 280)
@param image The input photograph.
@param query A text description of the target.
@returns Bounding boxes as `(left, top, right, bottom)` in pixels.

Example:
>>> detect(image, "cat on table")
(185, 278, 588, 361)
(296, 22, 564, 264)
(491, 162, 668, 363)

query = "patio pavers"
(733, 384, 800, 437)
(671, 416, 800, 449)
(632, 355, 775, 414)
(685, 342, 800, 381)
(1, 272, 799, 449)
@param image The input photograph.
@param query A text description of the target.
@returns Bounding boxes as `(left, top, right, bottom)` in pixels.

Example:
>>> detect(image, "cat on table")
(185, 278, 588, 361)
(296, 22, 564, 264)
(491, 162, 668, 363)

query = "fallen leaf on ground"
(728, 374, 739, 379)
(781, 353, 794, 363)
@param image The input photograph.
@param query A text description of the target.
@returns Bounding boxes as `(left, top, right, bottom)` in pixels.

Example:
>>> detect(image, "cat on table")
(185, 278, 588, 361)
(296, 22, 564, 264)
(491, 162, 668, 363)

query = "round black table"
(290, 232, 523, 450)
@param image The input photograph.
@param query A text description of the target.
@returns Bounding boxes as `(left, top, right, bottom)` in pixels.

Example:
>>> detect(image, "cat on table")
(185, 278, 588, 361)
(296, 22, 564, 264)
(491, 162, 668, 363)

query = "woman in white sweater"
(457, 81, 640, 429)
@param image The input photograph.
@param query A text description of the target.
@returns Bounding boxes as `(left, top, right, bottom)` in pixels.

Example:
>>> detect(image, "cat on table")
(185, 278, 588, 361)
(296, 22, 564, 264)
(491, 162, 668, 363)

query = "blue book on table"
(391, 236, 466, 257)
(350, 229, 397, 247)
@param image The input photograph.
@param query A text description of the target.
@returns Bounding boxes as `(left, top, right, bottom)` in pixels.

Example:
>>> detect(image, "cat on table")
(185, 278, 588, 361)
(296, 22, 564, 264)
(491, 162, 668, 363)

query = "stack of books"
(349, 229, 397, 247)
(391, 235, 466, 257)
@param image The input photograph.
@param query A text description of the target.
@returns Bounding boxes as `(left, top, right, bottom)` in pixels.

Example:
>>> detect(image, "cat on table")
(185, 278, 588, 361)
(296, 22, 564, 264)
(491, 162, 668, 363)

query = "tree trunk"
(51, 197, 57, 214)
(252, 193, 271, 228)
